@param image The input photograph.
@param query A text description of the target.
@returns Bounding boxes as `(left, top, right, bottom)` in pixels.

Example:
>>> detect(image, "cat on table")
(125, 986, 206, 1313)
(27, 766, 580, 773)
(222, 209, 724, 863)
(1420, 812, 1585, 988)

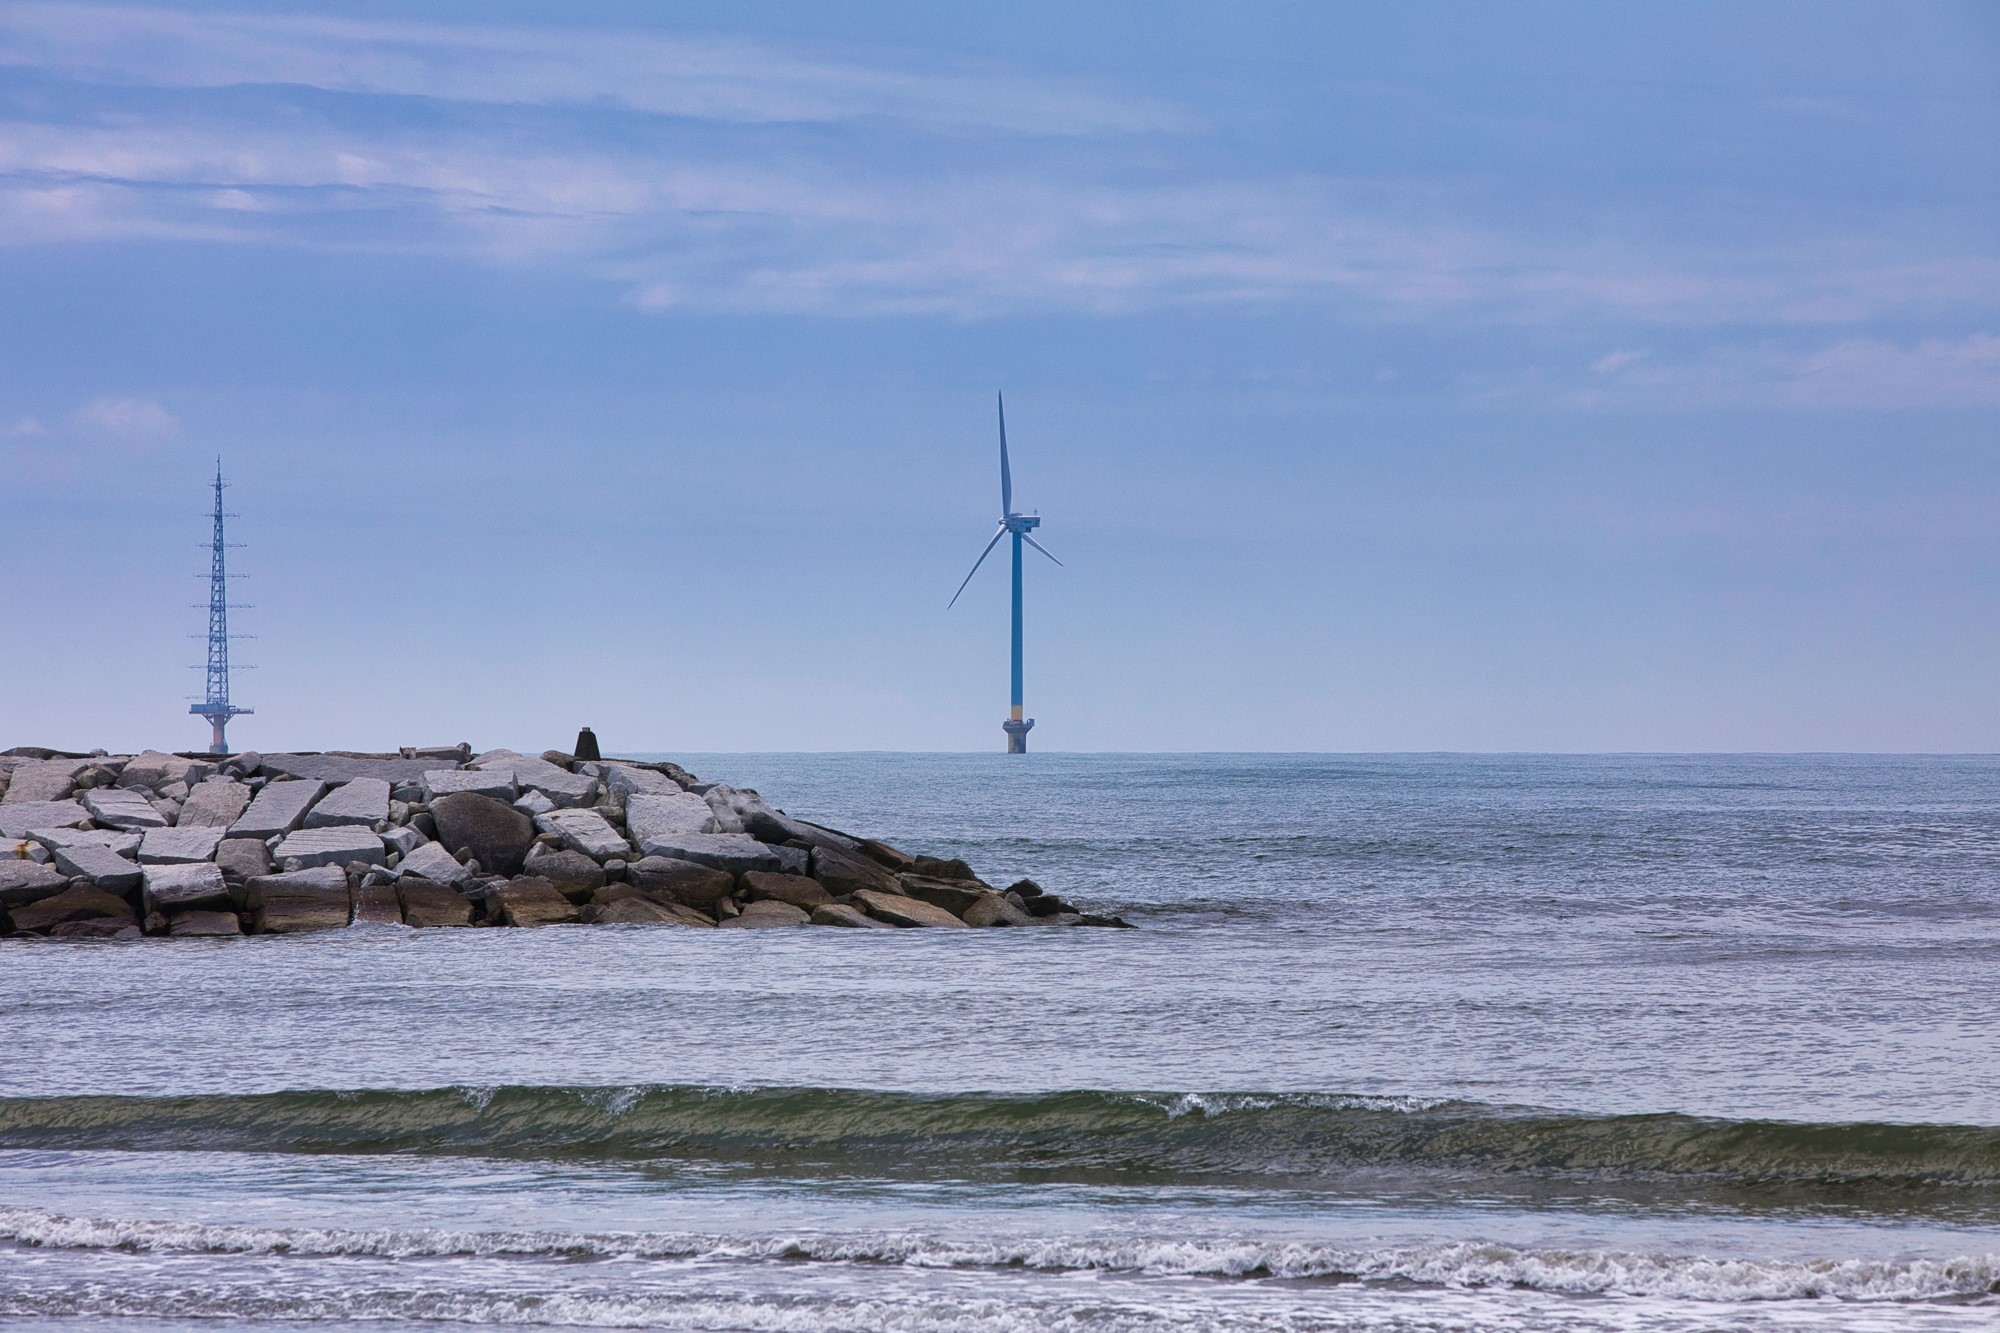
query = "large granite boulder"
(521, 846, 606, 902)
(176, 780, 251, 828)
(421, 769, 517, 802)
(631, 830, 778, 874)
(490, 877, 577, 927)
(532, 808, 631, 862)
(596, 763, 682, 798)
(626, 856, 734, 910)
(624, 792, 720, 844)
(243, 866, 350, 933)
(11, 884, 138, 933)
(432, 793, 534, 876)
(272, 826, 387, 871)
(304, 778, 390, 828)
(852, 889, 971, 928)
(213, 837, 273, 884)
(229, 780, 329, 840)
(898, 876, 990, 918)
(3, 759, 94, 804)
(82, 788, 167, 831)
(116, 751, 211, 792)
(962, 893, 1037, 927)
(52, 844, 143, 893)
(0, 860, 67, 908)
(396, 840, 472, 885)
(141, 862, 232, 915)
(398, 879, 473, 927)
(137, 826, 225, 865)
(26, 827, 141, 858)
(0, 801, 90, 838)
(741, 871, 833, 910)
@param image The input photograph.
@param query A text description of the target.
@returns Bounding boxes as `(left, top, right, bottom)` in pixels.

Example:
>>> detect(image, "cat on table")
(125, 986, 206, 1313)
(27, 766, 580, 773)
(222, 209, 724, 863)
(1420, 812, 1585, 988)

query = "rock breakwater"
(0, 746, 1128, 938)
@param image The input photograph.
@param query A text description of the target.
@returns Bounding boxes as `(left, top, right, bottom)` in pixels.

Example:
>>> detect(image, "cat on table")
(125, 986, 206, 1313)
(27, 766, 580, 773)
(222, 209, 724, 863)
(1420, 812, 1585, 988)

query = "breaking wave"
(1, 1206, 1995, 1303)
(2, 1085, 1999, 1204)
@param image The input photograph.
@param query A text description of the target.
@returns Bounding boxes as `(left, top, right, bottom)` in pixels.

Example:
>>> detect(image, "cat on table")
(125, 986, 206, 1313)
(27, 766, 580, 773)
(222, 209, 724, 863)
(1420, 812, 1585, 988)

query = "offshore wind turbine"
(949, 393, 1061, 753)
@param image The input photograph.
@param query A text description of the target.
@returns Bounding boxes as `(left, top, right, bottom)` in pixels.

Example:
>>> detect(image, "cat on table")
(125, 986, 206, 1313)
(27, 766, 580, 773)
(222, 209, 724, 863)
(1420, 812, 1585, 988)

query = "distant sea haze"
(5, 753, 1998, 1331)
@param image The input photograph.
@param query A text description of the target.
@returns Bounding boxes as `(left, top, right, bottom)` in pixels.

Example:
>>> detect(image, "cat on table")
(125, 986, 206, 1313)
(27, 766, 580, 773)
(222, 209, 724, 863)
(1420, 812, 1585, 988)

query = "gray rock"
(167, 909, 241, 937)
(229, 780, 330, 840)
(116, 750, 211, 792)
(811, 902, 893, 928)
(213, 837, 273, 884)
(52, 843, 144, 892)
(398, 879, 473, 927)
(630, 830, 777, 874)
(303, 777, 391, 828)
(396, 840, 472, 885)
(2, 759, 93, 804)
(176, 779, 251, 828)
(0, 860, 68, 908)
(962, 893, 1037, 927)
(716, 898, 810, 928)
(899, 876, 991, 918)
(513, 790, 556, 816)
(421, 769, 516, 802)
(272, 826, 388, 871)
(533, 808, 631, 862)
(625, 856, 734, 910)
(773, 845, 810, 876)
(624, 792, 720, 845)
(702, 786, 747, 833)
(812, 844, 904, 898)
(380, 824, 426, 857)
(522, 846, 606, 901)
(598, 763, 682, 798)
(27, 827, 143, 858)
(852, 889, 971, 928)
(136, 826, 226, 865)
(0, 801, 90, 839)
(260, 754, 448, 784)
(432, 793, 535, 876)
(141, 862, 232, 915)
(81, 788, 168, 830)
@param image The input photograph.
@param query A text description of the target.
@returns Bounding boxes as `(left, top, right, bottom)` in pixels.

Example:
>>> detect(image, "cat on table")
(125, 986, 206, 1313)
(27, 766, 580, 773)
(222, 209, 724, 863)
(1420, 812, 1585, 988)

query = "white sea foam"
(1, 1207, 1992, 1304)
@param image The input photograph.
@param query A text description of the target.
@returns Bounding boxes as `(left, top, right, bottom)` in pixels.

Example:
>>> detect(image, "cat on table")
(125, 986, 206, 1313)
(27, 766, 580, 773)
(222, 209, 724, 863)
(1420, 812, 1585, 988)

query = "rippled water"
(2, 753, 1997, 1331)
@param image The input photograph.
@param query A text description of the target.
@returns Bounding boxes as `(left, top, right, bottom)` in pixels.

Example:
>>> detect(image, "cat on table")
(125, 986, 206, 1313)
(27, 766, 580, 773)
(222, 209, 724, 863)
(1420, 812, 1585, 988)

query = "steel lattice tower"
(190, 460, 251, 754)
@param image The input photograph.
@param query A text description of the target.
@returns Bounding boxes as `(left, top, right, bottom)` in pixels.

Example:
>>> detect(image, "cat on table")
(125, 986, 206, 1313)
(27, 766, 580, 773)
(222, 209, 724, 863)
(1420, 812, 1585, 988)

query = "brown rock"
(591, 896, 718, 926)
(741, 870, 833, 909)
(430, 793, 534, 878)
(398, 879, 474, 928)
(810, 902, 892, 928)
(716, 898, 809, 928)
(350, 882, 402, 924)
(628, 855, 735, 910)
(11, 884, 138, 933)
(853, 836, 917, 871)
(898, 876, 990, 917)
(811, 844, 903, 897)
(0, 860, 68, 908)
(492, 876, 578, 927)
(912, 856, 978, 882)
(851, 888, 971, 929)
(47, 918, 142, 939)
(962, 893, 1037, 927)
(169, 910, 242, 937)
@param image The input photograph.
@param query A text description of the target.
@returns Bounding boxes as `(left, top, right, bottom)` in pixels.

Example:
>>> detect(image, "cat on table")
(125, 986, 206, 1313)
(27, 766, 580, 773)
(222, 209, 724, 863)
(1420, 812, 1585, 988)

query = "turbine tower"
(949, 393, 1061, 753)
(190, 460, 251, 754)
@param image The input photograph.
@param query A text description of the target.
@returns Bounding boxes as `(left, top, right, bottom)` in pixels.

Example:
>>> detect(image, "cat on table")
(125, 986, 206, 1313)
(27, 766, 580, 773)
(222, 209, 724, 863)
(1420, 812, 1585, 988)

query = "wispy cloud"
(0, 3, 1184, 135)
(1567, 333, 2000, 409)
(70, 396, 180, 438)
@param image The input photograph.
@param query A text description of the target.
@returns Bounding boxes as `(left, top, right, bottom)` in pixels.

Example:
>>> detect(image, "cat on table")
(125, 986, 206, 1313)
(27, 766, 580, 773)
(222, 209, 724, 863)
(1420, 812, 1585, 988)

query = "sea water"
(2, 752, 1998, 1331)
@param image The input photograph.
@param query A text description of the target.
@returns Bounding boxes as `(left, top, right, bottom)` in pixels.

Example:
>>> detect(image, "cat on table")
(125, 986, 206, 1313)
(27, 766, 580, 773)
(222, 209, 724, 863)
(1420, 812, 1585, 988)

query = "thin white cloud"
(1566, 333, 2000, 409)
(0, 3, 1184, 136)
(70, 396, 180, 438)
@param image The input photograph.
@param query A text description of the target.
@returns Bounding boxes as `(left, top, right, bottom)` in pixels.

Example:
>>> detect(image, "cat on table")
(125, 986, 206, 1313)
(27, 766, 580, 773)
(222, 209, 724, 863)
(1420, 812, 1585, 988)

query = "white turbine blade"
(998, 391, 1013, 517)
(948, 525, 1007, 608)
(1021, 532, 1063, 567)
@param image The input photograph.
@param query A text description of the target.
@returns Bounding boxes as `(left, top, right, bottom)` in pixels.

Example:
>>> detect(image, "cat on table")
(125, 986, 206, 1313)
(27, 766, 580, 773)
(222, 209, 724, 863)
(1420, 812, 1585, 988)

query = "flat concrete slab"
(82, 788, 168, 830)
(303, 777, 390, 828)
(229, 780, 329, 840)
(137, 826, 226, 864)
(273, 826, 387, 870)
(533, 808, 632, 862)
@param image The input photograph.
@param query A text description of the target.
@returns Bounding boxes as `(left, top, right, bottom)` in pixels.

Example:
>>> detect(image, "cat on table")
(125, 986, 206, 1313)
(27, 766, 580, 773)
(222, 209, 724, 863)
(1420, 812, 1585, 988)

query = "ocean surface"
(3, 752, 1999, 1332)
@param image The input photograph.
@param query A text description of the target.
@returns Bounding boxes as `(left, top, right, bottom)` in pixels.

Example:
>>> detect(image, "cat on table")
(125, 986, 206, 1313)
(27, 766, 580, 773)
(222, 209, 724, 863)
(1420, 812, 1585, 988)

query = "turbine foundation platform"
(1003, 717, 1034, 754)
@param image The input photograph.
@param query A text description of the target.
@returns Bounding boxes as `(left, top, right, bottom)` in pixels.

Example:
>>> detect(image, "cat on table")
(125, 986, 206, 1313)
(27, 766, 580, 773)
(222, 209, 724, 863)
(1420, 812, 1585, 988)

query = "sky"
(2, 1, 1999, 754)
